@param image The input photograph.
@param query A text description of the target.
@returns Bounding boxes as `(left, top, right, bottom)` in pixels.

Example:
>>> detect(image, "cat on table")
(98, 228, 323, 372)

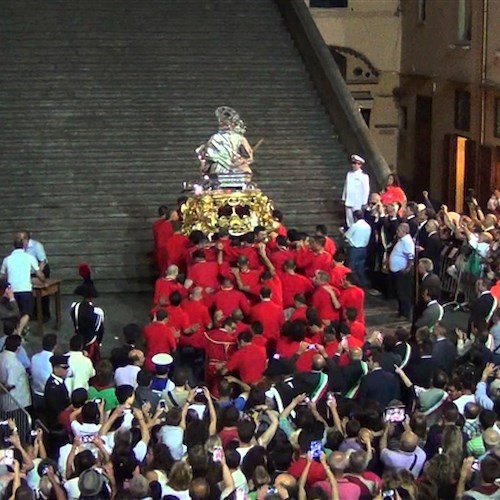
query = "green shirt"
(88, 386, 118, 411)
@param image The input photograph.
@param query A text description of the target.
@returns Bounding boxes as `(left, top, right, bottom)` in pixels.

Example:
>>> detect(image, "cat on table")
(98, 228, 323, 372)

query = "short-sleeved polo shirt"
(0, 249, 39, 292)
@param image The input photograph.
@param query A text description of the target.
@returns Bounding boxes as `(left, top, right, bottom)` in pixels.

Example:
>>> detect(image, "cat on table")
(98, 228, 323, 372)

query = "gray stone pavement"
(23, 293, 152, 357)
(21, 291, 470, 358)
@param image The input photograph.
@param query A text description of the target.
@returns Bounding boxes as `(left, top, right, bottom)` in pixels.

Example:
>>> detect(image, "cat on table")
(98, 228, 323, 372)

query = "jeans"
(348, 247, 368, 287)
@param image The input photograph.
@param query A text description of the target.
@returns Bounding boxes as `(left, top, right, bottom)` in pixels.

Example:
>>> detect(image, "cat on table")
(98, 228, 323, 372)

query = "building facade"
(306, 0, 500, 209)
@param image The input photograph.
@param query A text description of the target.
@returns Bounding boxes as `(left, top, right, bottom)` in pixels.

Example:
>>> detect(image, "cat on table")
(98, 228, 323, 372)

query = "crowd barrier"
(0, 381, 32, 444)
(439, 242, 484, 309)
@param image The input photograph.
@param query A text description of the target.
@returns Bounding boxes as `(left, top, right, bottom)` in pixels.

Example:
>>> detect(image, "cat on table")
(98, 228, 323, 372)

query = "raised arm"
(132, 407, 150, 445)
(203, 386, 217, 436)
(298, 454, 313, 500)
(394, 365, 413, 389)
(320, 453, 339, 500)
(99, 405, 125, 436)
(257, 242, 276, 276)
(258, 409, 279, 447)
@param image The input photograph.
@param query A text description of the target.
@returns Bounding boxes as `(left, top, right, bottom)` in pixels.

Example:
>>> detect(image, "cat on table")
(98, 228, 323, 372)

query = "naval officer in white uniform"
(341, 154, 370, 227)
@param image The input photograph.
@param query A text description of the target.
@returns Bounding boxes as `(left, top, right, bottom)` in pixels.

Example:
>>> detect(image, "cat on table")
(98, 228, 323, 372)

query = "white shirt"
(102, 432, 148, 461)
(342, 169, 370, 208)
(30, 349, 54, 395)
(114, 364, 141, 388)
(0, 351, 32, 409)
(0, 249, 39, 292)
(65, 351, 96, 393)
(70, 421, 101, 437)
(453, 394, 476, 415)
(158, 425, 186, 460)
(389, 234, 415, 272)
(468, 234, 490, 259)
(236, 445, 254, 461)
(345, 219, 372, 248)
(64, 477, 81, 500)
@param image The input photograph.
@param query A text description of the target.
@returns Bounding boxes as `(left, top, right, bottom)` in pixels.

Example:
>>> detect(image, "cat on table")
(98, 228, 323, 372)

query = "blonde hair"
(168, 461, 192, 491)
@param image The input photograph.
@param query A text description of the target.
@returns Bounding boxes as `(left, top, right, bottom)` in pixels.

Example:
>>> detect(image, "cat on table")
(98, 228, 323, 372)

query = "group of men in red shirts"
(149, 207, 367, 394)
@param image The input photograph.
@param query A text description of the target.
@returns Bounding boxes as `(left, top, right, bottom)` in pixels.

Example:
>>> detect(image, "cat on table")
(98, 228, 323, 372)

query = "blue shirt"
(26, 239, 47, 263)
(389, 234, 415, 272)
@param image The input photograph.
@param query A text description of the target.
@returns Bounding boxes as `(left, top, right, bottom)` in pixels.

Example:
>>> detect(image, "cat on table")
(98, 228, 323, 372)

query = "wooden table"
(31, 278, 62, 334)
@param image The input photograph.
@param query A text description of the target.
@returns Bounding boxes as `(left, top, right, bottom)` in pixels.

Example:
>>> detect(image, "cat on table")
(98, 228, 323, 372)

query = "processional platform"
(181, 183, 277, 237)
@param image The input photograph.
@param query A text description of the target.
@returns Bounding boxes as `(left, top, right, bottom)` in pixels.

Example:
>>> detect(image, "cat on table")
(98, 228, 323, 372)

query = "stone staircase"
(0, 0, 348, 293)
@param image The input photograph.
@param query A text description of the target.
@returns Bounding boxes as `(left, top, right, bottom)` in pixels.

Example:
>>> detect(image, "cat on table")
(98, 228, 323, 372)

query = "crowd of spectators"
(0, 179, 499, 499)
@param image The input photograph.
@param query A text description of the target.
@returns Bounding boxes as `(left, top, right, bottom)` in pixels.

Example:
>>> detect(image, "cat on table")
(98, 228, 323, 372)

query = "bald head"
(274, 473, 297, 499)
(189, 477, 210, 499)
(464, 402, 480, 420)
(349, 347, 363, 360)
(312, 354, 326, 371)
(483, 428, 500, 449)
(328, 451, 347, 472)
(274, 473, 297, 489)
(129, 349, 144, 366)
(166, 265, 179, 278)
(191, 287, 203, 301)
(400, 431, 418, 452)
(315, 270, 330, 285)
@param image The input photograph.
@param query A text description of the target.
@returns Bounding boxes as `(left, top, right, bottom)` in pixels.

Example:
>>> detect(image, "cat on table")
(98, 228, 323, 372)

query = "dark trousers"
(177, 347, 205, 386)
(391, 270, 413, 319)
(348, 247, 368, 287)
(42, 264, 51, 319)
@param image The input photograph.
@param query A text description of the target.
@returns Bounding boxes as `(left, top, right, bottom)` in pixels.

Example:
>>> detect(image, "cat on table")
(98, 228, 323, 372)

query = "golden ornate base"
(181, 188, 277, 237)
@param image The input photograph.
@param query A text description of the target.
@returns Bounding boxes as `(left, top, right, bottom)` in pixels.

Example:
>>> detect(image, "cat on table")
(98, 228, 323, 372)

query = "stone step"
(0, 0, 350, 293)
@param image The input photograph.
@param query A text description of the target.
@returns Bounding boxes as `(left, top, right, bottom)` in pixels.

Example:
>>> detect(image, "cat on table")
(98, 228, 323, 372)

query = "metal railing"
(0, 381, 32, 444)
(439, 242, 485, 310)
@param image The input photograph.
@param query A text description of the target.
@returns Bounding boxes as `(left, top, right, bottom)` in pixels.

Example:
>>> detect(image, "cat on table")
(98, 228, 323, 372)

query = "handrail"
(0, 380, 33, 442)
(274, 0, 391, 189)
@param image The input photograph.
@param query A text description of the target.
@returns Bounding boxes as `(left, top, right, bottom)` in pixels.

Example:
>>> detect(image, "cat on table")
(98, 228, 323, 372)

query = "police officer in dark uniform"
(44, 354, 71, 458)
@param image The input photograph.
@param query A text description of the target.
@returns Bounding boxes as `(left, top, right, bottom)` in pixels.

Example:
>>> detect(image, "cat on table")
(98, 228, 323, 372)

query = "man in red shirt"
(290, 293, 308, 322)
(295, 236, 332, 278)
(225, 233, 263, 271)
(204, 318, 238, 396)
(268, 235, 293, 276)
(153, 265, 188, 305)
(221, 331, 267, 384)
(212, 277, 251, 319)
(249, 287, 285, 342)
(330, 250, 351, 290)
(178, 287, 211, 382)
(152, 205, 170, 271)
(315, 224, 337, 256)
(345, 307, 366, 342)
(186, 249, 220, 294)
(166, 221, 190, 272)
(143, 310, 177, 372)
(231, 256, 262, 302)
(250, 270, 283, 309)
(281, 260, 314, 311)
(180, 287, 211, 350)
(288, 432, 327, 486)
(166, 291, 194, 338)
(340, 272, 366, 325)
(311, 271, 341, 324)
